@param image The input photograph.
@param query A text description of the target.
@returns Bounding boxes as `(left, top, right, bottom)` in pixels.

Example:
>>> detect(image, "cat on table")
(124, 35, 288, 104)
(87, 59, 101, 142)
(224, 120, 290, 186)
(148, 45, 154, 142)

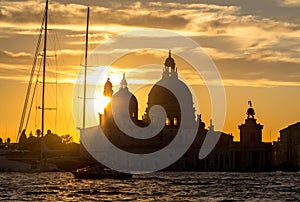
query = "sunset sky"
(0, 0, 299, 143)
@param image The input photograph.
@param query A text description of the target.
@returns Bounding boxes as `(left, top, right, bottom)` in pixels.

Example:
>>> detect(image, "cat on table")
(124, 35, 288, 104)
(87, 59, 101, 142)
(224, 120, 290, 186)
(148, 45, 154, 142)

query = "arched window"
(166, 117, 170, 125)
(174, 117, 178, 125)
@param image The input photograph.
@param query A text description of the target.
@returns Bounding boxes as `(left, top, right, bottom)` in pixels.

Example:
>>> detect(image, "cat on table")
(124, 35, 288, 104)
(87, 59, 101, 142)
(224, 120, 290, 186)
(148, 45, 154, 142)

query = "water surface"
(0, 172, 299, 201)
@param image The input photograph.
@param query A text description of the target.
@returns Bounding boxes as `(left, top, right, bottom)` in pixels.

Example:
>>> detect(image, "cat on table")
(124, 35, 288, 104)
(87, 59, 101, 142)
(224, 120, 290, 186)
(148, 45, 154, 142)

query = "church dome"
(145, 51, 195, 125)
(147, 78, 193, 108)
(112, 74, 138, 120)
(113, 87, 138, 110)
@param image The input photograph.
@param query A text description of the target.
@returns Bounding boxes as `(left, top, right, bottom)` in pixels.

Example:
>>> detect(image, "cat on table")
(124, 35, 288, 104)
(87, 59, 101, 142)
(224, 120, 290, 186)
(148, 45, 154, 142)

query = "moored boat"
(72, 165, 133, 179)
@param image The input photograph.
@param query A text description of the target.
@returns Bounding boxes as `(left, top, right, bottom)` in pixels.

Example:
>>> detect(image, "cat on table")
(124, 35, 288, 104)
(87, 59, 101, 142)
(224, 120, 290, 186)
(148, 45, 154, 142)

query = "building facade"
(201, 105, 272, 171)
(273, 122, 300, 170)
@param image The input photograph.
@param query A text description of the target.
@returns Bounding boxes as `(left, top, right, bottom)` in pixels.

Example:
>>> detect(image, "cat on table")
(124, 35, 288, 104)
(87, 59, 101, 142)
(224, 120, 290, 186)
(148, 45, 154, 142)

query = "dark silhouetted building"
(273, 122, 300, 170)
(202, 104, 272, 171)
(98, 52, 273, 171)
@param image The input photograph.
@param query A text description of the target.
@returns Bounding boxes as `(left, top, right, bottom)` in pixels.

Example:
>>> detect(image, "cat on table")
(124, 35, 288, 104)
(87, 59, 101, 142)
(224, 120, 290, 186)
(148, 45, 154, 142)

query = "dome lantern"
(164, 50, 176, 70)
(163, 50, 178, 78)
(120, 73, 127, 89)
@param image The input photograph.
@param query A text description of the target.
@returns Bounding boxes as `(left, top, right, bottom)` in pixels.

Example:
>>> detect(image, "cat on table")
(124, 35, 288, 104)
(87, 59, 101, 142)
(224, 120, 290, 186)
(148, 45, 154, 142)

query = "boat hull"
(71, 165, 133, 180)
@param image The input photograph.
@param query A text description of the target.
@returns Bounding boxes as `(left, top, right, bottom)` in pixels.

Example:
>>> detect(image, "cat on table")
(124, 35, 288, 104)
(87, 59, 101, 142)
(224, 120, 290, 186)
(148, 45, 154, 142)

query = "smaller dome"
(164, 50, 175, 69)
(112, 73, 138, 119)
(113, 87, 137, 106)
(112, 87, 138, 120)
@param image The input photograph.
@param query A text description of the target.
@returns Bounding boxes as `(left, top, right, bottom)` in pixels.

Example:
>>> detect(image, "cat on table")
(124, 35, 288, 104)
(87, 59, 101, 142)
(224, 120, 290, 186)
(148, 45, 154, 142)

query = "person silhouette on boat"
(46, 129, 52, 136)
(36, 129, 41, 137)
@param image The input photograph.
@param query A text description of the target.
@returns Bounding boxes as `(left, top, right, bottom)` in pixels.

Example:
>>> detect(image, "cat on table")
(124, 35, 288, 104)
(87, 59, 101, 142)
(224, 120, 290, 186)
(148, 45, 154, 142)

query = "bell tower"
(103, 77, 113, 98)
(101, 77, 114, 128)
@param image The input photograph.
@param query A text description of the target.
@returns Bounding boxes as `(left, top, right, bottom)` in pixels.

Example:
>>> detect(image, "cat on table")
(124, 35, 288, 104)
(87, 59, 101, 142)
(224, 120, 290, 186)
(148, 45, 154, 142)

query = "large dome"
(147, 77, 194, 108)
(145, 52, 195, 126)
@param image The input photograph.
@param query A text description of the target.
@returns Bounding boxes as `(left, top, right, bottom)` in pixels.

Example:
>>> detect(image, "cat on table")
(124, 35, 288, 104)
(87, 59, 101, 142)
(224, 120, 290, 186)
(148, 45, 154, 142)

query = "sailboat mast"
(83, 7, 90, 129)
(42, 0, 48, 136)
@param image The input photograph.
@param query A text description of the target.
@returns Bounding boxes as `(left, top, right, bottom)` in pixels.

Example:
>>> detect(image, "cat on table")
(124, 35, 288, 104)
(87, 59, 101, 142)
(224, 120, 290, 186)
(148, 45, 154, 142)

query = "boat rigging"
(17, 0, 67, 142)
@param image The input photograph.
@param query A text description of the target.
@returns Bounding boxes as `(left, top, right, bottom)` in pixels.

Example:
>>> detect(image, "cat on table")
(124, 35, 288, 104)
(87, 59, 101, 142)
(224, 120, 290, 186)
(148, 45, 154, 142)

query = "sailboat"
(14, 0, 58, 172)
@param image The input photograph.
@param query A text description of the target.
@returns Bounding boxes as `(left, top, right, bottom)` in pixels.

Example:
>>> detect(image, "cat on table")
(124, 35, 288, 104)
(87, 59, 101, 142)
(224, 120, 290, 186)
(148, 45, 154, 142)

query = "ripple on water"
(0, 172, 299, 201)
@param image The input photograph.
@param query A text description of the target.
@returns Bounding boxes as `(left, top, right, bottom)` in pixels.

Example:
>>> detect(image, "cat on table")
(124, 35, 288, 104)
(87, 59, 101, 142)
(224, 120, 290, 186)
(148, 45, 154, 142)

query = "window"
(174, 117, 178, 125)
(166, 117, 170, 125)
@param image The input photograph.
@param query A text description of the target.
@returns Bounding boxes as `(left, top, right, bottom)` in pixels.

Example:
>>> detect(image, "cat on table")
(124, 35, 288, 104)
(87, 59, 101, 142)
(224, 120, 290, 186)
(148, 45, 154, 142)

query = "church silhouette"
(98, 51, 272, 171)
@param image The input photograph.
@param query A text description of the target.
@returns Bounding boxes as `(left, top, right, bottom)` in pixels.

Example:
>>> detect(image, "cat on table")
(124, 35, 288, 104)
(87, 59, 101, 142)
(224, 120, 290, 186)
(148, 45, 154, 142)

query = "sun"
(94, 94, 111, 115)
